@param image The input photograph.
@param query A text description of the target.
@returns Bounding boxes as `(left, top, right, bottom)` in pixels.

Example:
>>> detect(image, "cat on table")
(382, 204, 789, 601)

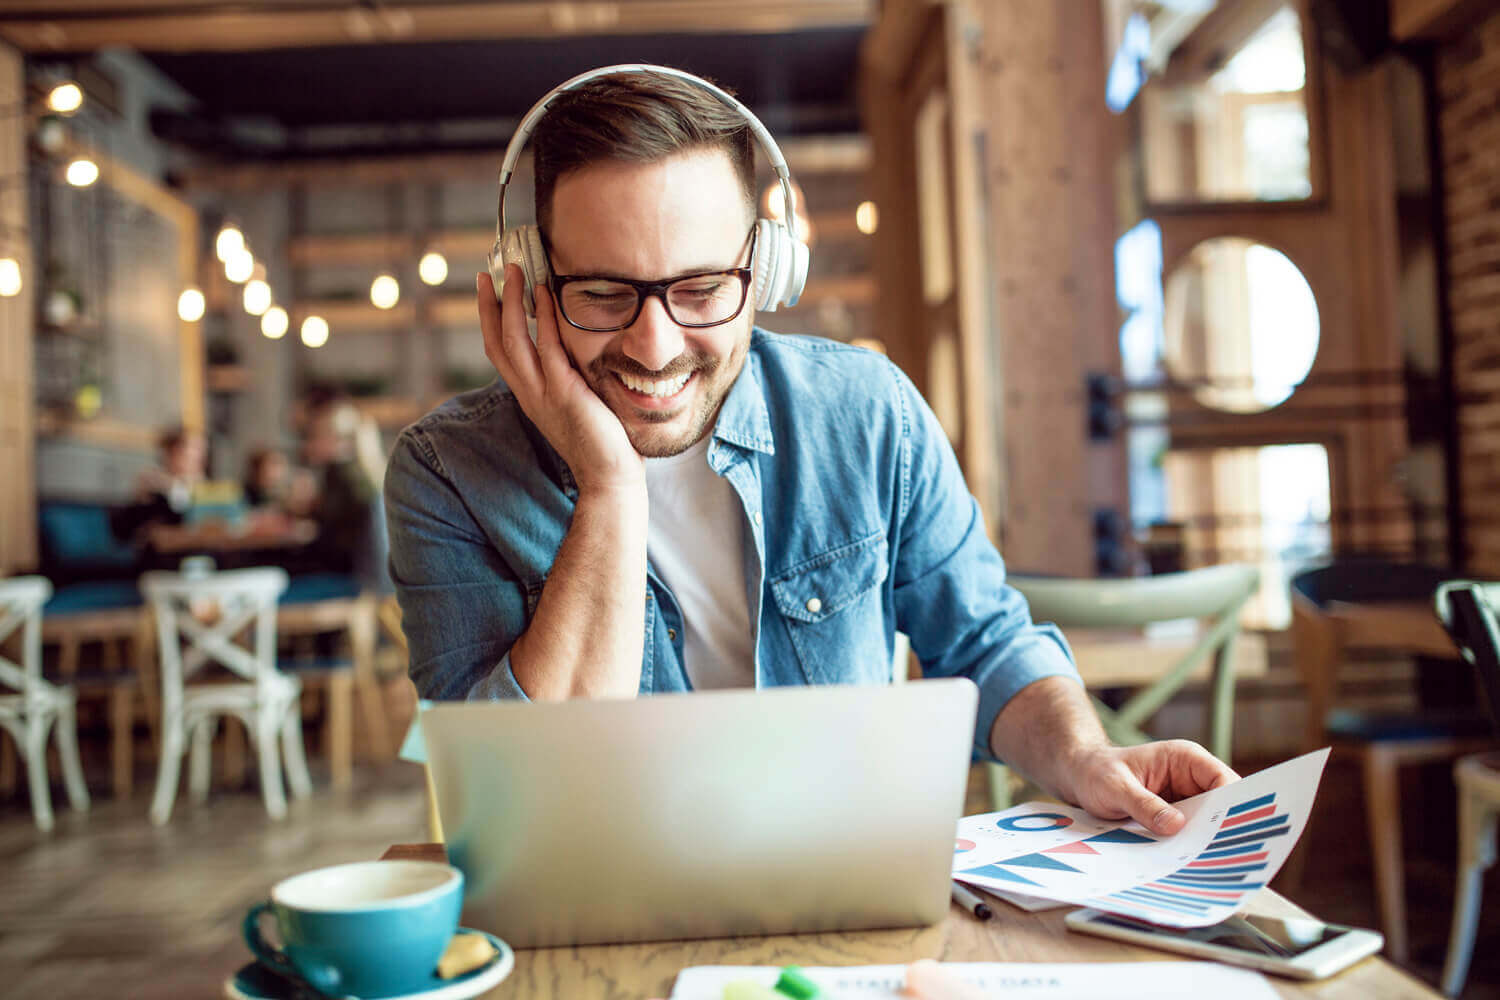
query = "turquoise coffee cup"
(242, 859, 463, 998)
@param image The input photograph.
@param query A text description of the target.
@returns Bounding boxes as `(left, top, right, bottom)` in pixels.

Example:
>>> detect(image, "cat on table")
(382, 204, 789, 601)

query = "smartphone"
(1065, 907, 1384, 979)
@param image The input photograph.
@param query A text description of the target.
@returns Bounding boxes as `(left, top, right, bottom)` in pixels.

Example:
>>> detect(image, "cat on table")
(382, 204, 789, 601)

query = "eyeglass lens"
(558, 272, 746, 331)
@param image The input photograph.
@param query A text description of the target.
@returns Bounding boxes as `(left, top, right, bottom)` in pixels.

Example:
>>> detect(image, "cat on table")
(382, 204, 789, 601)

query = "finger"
(492, 267, 544, 389)
(1120, 775, 1185, 836)
(1169, 740, 1240, 796)
(532, 282, 574, 385)
(475, 271, 513, 380)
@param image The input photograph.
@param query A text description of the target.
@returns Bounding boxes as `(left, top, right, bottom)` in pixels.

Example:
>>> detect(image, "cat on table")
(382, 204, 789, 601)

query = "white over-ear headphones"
(487, 63, 811, 323)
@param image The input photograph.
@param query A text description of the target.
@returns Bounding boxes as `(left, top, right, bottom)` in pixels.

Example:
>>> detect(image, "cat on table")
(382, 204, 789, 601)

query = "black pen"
(950, 880, 993, 921)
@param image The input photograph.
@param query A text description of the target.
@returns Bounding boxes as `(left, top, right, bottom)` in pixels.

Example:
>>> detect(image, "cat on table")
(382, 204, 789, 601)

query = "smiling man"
(384, 67, 1237, 836)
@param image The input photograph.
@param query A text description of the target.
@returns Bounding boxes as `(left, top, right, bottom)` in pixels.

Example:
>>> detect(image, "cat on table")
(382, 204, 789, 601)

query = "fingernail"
(1153, 807, 1176, 830)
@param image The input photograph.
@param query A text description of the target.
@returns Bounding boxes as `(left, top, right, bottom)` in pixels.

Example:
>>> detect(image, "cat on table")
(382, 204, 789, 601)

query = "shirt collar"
(711, 328, 775, 456)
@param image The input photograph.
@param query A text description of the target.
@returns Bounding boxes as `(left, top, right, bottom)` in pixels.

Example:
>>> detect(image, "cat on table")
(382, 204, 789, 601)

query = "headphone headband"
(495, 63, 799, 236)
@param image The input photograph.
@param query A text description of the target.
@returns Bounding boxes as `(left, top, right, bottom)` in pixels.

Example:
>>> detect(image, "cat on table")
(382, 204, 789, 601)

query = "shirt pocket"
(769, 530, 890, 685)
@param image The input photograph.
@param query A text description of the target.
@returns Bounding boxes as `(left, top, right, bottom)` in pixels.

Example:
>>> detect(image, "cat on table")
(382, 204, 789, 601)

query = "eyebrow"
(545, 229, 753, 282)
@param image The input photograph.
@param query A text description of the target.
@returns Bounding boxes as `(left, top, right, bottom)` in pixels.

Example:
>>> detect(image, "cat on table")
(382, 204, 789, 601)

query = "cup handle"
(243, 902, 343, 996)
(242, 902, 296, 978)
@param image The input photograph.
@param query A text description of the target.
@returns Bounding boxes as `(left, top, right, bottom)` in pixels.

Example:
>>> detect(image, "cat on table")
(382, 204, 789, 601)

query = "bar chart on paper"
(952, 749, 1328, 927)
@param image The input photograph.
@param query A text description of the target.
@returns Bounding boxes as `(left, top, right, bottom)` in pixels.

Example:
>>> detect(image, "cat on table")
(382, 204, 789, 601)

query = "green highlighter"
(722, 965, 824, 1000)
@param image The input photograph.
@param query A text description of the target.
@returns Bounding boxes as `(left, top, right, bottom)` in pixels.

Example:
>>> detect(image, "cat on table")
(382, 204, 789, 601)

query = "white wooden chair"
(0, 576, 90, 832)
(141, 566, 311, 824)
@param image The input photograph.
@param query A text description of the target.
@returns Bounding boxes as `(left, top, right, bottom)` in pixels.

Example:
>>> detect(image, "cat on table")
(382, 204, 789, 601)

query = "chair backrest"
(1435, 581, 1500, 735)
(140, 567, 290, 707)
(0, 576, 54, 697)
(1010, 563, 1260, 630)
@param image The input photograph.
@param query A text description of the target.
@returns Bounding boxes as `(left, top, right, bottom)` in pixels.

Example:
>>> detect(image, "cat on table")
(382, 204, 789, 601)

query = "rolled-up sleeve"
(888, 369, 1080, 761)
(383, 428, 532, 702)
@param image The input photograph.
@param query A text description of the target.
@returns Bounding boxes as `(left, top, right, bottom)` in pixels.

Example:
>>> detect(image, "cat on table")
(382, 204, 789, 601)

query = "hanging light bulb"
(215, 224, 245, 262)
(177, 287, 206, 322)
(855, 201, 879, 235)
(301, 315, 329, 348)
(243, 278, 272, 316)
(225, 247, 254, 283)
(261, 305, 289, 339)
(0, 258, 22, 297)
(370, 273, 400, 310)
(418, 251, 448, 286)
(46, 82, 84, 115)
(65, 157, 98, 187)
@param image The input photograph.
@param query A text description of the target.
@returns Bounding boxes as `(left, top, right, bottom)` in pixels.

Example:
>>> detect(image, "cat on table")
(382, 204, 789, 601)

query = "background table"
(381, 844, 1439, 999)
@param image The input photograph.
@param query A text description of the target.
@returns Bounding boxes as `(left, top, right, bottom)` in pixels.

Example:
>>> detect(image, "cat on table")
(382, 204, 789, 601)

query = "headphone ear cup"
(751, 218, 811, 312)
(490, 225, 549, 317)
(751, 218, 779, 311)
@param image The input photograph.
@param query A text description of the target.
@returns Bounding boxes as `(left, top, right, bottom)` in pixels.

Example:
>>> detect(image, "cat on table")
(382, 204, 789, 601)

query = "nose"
(618, 294, 685, 373)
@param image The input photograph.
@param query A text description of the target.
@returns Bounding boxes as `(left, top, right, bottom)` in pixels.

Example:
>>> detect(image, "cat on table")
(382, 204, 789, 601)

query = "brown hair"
(531, 70, 756, 234)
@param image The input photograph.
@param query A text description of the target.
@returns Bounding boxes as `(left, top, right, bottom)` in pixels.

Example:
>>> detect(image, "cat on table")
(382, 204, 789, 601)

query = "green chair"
(991, 563, 1260, 810)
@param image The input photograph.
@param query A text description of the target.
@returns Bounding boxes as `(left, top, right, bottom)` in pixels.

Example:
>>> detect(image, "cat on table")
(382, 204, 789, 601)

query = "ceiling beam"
(0, 1, 872, 53)
(178, 135, 868, 192)
(1389, 0, 1496, 40)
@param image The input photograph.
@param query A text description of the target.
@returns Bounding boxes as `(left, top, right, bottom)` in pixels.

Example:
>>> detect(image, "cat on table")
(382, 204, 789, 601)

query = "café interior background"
(0, 0, 1499, 994)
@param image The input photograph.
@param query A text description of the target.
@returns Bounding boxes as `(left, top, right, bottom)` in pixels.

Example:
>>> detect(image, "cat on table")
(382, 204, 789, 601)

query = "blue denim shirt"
(384, 328, 1079, 760)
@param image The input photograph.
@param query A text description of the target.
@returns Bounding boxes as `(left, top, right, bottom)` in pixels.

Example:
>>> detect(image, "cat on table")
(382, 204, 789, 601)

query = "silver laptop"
(421, 677, 978, 947)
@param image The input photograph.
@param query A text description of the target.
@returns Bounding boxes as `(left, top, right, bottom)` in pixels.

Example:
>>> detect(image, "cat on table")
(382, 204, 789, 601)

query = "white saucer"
(224, 929, 514, 1000)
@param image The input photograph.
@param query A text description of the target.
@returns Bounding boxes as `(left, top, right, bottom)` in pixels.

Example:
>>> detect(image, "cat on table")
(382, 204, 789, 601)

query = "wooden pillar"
(0, 42, 37, 574)
(971, 0, 1125, 574)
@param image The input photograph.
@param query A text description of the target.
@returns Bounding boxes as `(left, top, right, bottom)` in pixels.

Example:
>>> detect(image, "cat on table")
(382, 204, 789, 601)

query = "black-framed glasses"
(545, 227, 756, 333)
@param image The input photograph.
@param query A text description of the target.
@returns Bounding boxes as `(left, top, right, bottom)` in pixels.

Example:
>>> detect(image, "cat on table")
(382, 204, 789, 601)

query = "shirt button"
(668, 628, 677, 641)
(805, 597, 822, 614)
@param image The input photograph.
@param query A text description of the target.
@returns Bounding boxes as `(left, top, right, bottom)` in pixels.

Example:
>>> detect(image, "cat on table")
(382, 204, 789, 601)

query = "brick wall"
(1439, 9, 1500, 575)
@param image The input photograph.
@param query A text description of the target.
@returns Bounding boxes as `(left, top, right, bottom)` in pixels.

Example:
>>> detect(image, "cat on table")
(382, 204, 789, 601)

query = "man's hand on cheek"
(477, 267, 644, 495)
(1064, 740, 1239, 837)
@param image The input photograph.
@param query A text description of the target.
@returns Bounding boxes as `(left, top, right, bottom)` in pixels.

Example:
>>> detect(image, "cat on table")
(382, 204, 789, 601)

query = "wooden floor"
(1, 755, 1497, 998)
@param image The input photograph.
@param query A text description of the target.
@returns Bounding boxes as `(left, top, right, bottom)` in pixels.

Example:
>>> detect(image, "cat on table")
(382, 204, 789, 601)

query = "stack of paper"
(953, 749, 1329, 926)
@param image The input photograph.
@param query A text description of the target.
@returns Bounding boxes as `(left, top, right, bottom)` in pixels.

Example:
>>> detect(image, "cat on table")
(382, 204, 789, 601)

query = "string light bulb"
(177, 287, 205, 322)
(46, 82, 83, 115)
(261, 306, 288, 339)
(225, 247, 254, 283)
(855, 201, 879, 235)
(301, 315, 329, 348)
(243, 277, 272, 316)
(64, 157, 98, 187)
(370, 273, 400, 310)
(215, 224, 244, 262)
(0, 257, 21, 297)
(418, 251, 448, 286)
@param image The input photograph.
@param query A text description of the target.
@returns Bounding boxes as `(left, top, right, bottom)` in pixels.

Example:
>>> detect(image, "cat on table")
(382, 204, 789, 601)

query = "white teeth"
(618, 371, 690, 398)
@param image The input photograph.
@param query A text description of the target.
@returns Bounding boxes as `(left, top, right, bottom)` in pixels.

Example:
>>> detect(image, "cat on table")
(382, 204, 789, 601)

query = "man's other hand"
(477, 267, 643, 495)
(1065, 740, 1239, 837)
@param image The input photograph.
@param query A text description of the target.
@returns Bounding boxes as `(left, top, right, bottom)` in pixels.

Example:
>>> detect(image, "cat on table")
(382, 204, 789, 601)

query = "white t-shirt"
(644, 435, 755, 690)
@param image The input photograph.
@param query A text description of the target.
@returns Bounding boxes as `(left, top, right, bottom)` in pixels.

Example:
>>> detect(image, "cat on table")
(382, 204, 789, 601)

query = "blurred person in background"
(298, 388, 391, 593)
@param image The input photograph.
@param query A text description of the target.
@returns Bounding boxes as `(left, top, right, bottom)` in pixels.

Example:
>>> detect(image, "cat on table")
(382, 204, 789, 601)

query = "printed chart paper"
(670, 962, 1279, 1000)
(952, 748, 1329, 927)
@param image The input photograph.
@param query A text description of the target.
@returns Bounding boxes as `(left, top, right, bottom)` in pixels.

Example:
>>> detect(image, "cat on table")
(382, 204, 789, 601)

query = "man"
(385, 68, 1236, 837)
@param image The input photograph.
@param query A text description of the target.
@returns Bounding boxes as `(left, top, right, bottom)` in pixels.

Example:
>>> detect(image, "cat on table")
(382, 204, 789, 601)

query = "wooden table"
(146, 517, 317, 557)
(381, 844, 1439, 999)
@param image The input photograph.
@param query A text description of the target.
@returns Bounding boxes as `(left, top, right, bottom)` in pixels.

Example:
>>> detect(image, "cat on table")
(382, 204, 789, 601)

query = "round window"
(1163, 237, 1319, 413)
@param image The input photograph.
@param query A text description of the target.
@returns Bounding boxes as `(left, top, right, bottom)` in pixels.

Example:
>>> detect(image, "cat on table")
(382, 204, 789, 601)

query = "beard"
(580, 335, 746, 458)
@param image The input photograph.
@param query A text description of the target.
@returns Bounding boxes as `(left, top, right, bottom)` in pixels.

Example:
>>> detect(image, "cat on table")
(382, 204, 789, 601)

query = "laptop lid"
(421, 677, 978, 947)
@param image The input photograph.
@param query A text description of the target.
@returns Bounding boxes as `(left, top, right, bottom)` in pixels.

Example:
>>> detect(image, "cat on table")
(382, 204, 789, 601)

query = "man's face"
(544, 149, 755, 458)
